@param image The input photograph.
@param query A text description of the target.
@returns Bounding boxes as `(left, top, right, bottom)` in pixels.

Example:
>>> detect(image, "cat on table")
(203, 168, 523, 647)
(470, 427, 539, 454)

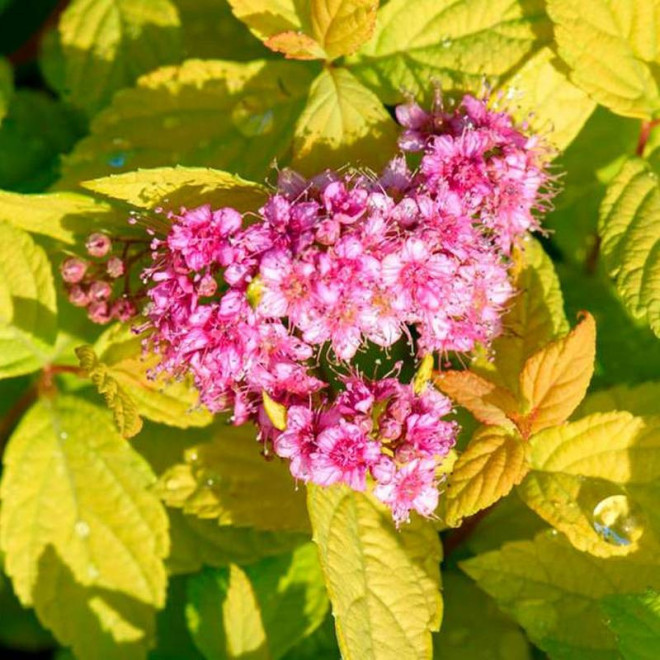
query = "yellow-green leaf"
(57, 0, 182, 116)
(577, 381, 660, 418)
(433, 571, 531, 660)
(0, 190, 125, 245)
(186, 544, 328, 659)
(347, 0, 550, 104)
(82, 166, 268, 213)
(547, 0, 660, 119)
(499, 46, 596, 151)
(0, 222, 57, 379)
(229, 0, 377, 60)
(94, 324, 213, 429)
(462, 531, 660, 658)
(263, 391, 287, 431)
(75, 345, 143, 438)
(413, 353, 434, 394)
(473, 237, 569, 394)
(33, 546, 157, 660)
(58, 59, 317, 188)
(518, 312, 596, 435)
(445, 427, 528, 527)
(291, 67, 397, 174)
(518, 412, 660, 557)
(307, 484, 442, 660)
(157, 423, 309, 532)
(0, 396, 168, 606)
(433, 371, 518, 429)
(599, 157, 660, 336)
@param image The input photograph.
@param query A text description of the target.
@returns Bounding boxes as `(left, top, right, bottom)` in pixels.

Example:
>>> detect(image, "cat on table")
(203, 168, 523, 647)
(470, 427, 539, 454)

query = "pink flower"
(275, 406, 318, 481)
(373, 459, 439, 524)
(312, 421, 381, 490)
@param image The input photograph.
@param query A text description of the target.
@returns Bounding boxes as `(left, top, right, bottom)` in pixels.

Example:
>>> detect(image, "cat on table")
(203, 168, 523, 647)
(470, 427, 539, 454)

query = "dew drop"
(592, 494, 644, 546)
(205, 476, 217, 487)
(75, 520, 90, 538)
(231, 98, 275, 137)
(88, 564, 100, 580)
(441, 36, 452, 49)
(188, 450, 199, 463)
(60, 431, 69, 440)
(108, 152, 127, 168)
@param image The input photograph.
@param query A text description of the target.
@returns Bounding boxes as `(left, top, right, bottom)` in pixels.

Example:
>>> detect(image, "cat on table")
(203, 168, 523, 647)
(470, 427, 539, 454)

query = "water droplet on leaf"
(75, 520, 90, 538)
(592, 494, 644, 546)
(108, 152, 127, 168)
(88, 564, 100, 580)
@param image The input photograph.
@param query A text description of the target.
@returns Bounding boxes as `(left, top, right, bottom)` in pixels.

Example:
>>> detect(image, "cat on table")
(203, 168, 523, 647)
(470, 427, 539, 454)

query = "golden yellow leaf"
(445, 427, 529, 527)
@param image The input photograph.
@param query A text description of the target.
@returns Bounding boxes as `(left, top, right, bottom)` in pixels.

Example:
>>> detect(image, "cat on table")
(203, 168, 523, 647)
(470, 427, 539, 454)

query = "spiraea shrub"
(1, 1, 660, 659)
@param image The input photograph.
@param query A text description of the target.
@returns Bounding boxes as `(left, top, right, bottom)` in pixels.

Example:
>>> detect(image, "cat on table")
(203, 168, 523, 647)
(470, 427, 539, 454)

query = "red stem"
(636, 119, 660, 157)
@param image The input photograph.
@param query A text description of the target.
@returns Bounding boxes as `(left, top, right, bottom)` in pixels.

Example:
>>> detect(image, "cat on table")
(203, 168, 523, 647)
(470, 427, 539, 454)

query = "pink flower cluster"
(73, 93, 550, 523)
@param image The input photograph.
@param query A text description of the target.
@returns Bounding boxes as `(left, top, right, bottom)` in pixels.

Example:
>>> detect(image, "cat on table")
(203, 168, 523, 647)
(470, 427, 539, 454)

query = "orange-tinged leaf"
(519, 313, 596, 436)
(265, 31, 326, 59)
(434, 371, 518, 429)
(445, 427, 529, 527)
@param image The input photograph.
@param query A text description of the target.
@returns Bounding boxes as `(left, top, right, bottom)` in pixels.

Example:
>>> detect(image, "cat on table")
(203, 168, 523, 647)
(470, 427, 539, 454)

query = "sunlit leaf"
(58, 58, 316, 187)
(577, 381, 660, 417)
(599, 157, 660, 336)
(291, 67, 397, 173)
(307, 484, 442, 659)
(57, 0, 182, 116)
(82, 166, 268, 212)
(157, 423, 309, 532)
(547, 0, 660, 119)
(462, 531, 660, 658)
(519, 412, 660, 557)
(445, 427, 528, 527)
(0, 222, 57, 379)
(347, 0, 550, 104)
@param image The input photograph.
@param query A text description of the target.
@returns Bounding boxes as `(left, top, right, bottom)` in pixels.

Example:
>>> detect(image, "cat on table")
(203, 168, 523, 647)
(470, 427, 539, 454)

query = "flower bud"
(85, 232, 112, 257)
(111, 298, 137, 322)
(197, 273, 218, 297)
(67, 285, 89, 307)
(88, 280, 112, 301)
(106, 257, 125, 278)
(88, 301, 111, 324)
(61, 257, 88, 283)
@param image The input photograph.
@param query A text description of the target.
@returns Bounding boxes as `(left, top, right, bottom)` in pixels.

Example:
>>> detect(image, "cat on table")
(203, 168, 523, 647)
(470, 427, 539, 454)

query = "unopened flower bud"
(111, 298, 137, 322)
(88, 301, 111, 324)
(197, 273, 217, 297)
(67, 285, 89, 307)
(61, 257, 88, 283)
(106, 257, 125, 278)
(88, 280, 112, 301)
(85, 232, 111, 257)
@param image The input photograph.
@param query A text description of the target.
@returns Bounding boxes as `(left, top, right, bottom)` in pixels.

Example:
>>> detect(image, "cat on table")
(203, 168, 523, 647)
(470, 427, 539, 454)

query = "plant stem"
(636, 119, 660, 157)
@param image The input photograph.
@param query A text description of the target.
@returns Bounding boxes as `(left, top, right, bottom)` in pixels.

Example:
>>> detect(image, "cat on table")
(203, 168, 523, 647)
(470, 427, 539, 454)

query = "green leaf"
(0, 222, 57, 379)
(473, 237, 569, 394)
(519, 412, 660, 557)
(291, 67, 397, 173)
(577, 381, 660, 417)
(81, 166, 268, 212)
(346, 0, 550, 104)
(75, 345, 143, 438)
(58, 59, 316, 188)
(93, 324, 213, 429)
(307, 484, 442, 660)
(444, 427, 529, 527)
(228, 0, 377, 60)
(601, 589, 660, 660)
(499, 46, 596, 151)
(0, 56, 13, 124)
(433, 571, 531, 660)
(57, 0, 182, 116)
(263, 391, 287, 431)
(186, 544, 328, 659)
(281, 614, 340, 660)
(157, 423, 310, 532)
(0, 90, 79, 192)
(599, 157, 660, 336)
(461, 531, 660, 658)
(547, 0, 660, 119)
(0, 189, 126, 244)
(0, 396, 168, 657)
